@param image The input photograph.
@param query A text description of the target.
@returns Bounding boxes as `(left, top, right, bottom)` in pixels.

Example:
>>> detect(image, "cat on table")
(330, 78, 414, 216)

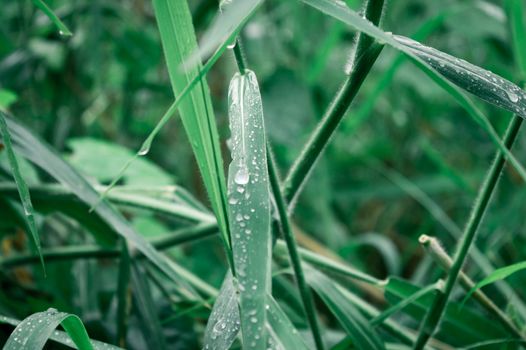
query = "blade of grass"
(31, 0, 72, 36)
(305, 267, 385, 349)
(3, 309, 93, 350)
(0, 112, 44, 273)
(202, 271, 241, 350)
(227, 69, 271, 349)
(0, 314, 122, 350)
(301, 0, 526, 119)
(371, 281, 443, 327)
(152, 0, 231, 260)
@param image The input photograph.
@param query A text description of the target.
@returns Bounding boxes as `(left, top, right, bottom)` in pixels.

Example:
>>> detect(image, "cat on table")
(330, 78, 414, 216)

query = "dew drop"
(507, 90, 519, 103)
(234, 166, 249, 185)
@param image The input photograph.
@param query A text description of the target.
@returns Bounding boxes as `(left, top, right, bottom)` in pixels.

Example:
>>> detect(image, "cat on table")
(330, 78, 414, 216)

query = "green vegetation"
(1, 0, 526, 349)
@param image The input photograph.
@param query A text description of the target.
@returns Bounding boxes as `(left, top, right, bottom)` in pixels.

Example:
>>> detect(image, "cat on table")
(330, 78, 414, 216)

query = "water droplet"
(234, 166, 249, 185)
(507, 90, 519, 103)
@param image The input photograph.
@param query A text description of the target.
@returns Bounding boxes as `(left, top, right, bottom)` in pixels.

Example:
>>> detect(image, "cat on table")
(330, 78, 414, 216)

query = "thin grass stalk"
(267, 145, 326, 350)
(413, 115, 524, 349)
(283, 0, 385, 206)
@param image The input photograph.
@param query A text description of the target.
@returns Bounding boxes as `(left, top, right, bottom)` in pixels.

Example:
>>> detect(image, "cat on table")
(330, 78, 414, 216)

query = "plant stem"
(283, 0, 385, 206)
(413, 115, 524, 349)
(116, 240, 131, 347)
(267, 144, 326, 350)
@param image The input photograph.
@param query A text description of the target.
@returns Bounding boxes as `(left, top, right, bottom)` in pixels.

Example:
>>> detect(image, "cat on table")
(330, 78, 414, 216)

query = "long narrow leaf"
(0, 314, 121, 350)
(305, 267, 385, 350)
(32, 0, 72, 36)
(152, 0, 230, 253)
(227, 70, 272, 349)
(3, 309, 92, 350)
(0, 112, 44, 271)
(464, 261, 526, 303)
(301, 0, 526, 119)
(203, 271, 241, 350)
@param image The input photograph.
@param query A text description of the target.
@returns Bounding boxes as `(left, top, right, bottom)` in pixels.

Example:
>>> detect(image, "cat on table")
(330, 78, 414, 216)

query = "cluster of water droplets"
(394, 35, 526, 118)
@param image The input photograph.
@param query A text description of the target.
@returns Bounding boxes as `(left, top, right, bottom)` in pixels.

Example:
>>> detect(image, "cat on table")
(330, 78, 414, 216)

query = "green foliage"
(1, 0, 526, 349)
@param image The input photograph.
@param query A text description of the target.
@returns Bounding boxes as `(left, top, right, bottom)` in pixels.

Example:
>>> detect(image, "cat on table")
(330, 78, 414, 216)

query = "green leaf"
(305, 267, 385, 350)
(3, 309, 92, 350)
(0, 112, 44, 272)
(227, 70, 272, 349)
(203, 271, 241, 350)
(31, 0, 72, 36)
(464, 261, 526, 304)
(152, 0, 230, 254)
(4, 115, 200, 298)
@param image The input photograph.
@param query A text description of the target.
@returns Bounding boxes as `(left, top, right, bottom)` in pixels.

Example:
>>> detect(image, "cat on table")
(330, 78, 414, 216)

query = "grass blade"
(305, 267, 385, 350)
(464, 261, 526, 304)
(203, 271, 241, 350)
(371, 281, 442, 327)
(3, 309, 93, 350)
(0, 315, 122, 350)
(266, 296, 309, 350)
(301, 0, 526, 119)
(227, 70, 271, 349)
(151, 0, 231, 255)
(0, 112, 44, 272)
(31, 0, 72, 36)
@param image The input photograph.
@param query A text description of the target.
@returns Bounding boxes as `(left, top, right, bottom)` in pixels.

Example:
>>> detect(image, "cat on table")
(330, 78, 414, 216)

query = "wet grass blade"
(301, 0, 526, 119)
(3, 309, 93, 350)
(152, 0, 230, 256)
(0, 112, 44, 272)
(227, 70, 272, 349)
(31, 0, 72, 36)
(203, 271, 241, 350)
(1, 314, 122, 350)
